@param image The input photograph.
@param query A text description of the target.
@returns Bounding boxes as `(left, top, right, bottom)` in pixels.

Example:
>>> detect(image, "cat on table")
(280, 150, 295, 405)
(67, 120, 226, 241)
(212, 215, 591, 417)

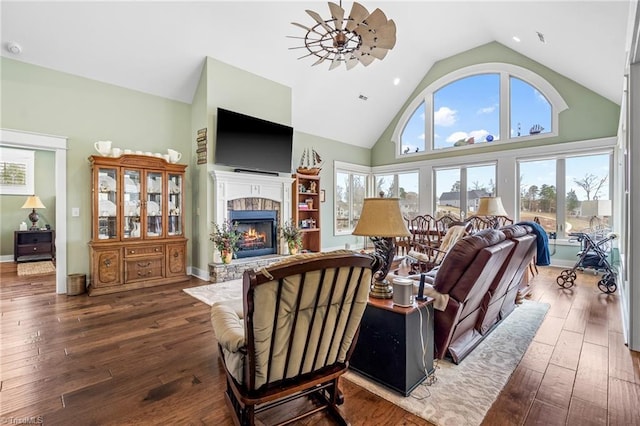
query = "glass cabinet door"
(146, 171, 163, 238)
(97, 168, 118, 240)
(123, 169, 141, 239)
(168, 173, 183, 236)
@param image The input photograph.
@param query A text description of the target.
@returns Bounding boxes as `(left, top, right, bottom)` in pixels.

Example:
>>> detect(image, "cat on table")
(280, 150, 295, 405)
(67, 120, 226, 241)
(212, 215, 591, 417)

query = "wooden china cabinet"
(88, 154, 188, 295)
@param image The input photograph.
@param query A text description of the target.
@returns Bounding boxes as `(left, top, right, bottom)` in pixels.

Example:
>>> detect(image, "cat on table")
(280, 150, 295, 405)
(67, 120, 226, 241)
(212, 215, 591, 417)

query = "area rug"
(344, 300, 550, 426)
(183, 278, 243, 305)
(183, 280, 548, 425)
(17, 261, 56, 276)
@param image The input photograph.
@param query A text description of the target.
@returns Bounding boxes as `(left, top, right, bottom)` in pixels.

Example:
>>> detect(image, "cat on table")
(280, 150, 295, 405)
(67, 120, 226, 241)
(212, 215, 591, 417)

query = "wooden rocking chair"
(210, 251, 379, 426)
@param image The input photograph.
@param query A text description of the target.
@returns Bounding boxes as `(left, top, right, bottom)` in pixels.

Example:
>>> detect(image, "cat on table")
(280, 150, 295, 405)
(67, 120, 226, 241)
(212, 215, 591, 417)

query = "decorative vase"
(221, 251, 233, 264)
(288, 242, 299, 256)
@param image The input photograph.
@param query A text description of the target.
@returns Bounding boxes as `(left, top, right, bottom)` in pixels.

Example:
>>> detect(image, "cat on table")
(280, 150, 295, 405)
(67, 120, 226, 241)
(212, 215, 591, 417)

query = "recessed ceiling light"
(512, 36, 521, 43)
(6, 41, 22, 54)
(393, 77, 400, 86)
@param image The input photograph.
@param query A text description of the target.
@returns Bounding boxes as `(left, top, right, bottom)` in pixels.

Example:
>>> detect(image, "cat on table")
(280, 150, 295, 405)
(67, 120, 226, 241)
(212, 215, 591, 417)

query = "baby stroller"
(556, 230, 617, 293)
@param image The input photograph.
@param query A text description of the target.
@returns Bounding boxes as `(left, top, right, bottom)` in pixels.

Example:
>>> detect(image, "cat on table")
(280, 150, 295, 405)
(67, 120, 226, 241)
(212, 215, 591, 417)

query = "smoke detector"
(6, 42, 22, 55)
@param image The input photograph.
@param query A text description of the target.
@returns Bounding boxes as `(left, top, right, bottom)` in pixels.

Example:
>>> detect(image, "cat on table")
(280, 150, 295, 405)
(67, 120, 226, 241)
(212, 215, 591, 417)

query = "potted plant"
(210, 220, 241, 264)
(279, 220, 303, 255)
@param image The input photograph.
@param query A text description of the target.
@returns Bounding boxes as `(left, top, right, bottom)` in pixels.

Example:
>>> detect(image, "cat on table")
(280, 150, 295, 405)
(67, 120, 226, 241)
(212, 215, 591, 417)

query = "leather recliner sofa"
(476, 224, 537, 335)
(421, 229, 515, 363)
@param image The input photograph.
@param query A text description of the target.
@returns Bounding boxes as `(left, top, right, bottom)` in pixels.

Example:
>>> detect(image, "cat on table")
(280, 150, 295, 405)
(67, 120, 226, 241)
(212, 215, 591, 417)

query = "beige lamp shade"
(581, 200, 611, 217)
(476, 196, 507, 217)
(21, 195, 46, 209)
(352, 198, 410, 237)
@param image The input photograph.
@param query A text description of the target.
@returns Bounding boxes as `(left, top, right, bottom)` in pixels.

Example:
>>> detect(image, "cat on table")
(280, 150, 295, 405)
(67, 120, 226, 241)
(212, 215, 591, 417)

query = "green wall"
(0, 149, 56, 255)
(371, 42, 620, 165)
(0, 58, 192, 275)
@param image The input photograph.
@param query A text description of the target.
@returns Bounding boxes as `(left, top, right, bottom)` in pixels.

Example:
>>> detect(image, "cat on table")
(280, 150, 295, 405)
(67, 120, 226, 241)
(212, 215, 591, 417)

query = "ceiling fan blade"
(375, 20, 397, 49)
(328, 57, 342, 70)
(367, 47, 388, 60)
(297, 51, 322, 60)
(328, 2, 344, 30)
(353, 48, 376, 66)
(345, 2, 369, 32)
(292, 21, 324, 37)
(360, 20, 396, 50)
(312, 52, 331, 66)
(306, 9, 334, 34)
(361, 8, 387, 31)
(359, 54, 376, 66)
(345, 56, 359, 70)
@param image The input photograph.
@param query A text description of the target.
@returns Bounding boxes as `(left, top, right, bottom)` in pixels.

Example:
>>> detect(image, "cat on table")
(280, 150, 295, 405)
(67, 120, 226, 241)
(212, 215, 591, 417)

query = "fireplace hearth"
(229, 210, 277, 258)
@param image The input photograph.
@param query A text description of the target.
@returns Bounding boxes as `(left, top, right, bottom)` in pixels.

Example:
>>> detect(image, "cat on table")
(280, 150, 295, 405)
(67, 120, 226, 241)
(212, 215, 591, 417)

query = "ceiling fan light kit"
(290, 1, 396, 70)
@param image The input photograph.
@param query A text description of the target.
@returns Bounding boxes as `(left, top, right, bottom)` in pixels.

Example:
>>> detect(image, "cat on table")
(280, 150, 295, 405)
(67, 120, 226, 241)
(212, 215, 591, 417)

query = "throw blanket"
(517, 221, 551, 266)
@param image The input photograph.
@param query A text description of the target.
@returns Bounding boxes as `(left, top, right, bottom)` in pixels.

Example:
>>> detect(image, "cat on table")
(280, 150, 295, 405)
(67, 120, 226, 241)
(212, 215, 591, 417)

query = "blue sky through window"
(400, 73, 553, 154)
(434, 74, 500, 149)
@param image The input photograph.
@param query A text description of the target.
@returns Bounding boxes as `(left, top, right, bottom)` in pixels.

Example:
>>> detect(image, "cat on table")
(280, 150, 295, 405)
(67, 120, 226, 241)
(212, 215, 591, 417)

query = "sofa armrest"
(211, 299, 245, 353)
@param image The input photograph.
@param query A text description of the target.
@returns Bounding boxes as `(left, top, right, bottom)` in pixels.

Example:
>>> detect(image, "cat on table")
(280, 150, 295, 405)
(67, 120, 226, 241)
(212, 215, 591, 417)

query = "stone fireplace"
(229, 209, 277, 258)
(209, 169, 294, 282)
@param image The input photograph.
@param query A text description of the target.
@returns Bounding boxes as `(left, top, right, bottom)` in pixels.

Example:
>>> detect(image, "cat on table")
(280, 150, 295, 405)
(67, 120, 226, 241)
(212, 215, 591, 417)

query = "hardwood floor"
(1, 263, 638, 425)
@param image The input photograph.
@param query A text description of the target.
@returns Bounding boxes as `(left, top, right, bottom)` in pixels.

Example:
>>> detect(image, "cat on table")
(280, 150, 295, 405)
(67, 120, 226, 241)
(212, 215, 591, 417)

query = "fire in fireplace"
(228, 210, 278, 258)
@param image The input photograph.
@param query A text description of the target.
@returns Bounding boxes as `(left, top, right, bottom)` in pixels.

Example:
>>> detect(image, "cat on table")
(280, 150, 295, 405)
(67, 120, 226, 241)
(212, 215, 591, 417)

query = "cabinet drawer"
(92, 249, 122, 288)
(17, 243, 51, 256)
(124, 245, 164, 257)
(125, 257, 164, 282)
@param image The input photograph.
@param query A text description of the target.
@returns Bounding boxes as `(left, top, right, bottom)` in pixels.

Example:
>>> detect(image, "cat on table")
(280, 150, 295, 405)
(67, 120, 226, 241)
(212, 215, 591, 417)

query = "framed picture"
(0, 147, 35, 195)
(320, 189, 326, 203)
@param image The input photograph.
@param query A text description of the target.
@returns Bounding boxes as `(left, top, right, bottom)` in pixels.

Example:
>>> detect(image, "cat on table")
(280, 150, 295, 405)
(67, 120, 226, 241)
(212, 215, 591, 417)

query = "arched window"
(392, 63, 567, 158)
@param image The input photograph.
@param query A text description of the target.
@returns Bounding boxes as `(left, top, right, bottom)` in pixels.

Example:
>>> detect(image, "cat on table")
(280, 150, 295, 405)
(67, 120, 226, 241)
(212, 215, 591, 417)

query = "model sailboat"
(297, 147, 323, 175)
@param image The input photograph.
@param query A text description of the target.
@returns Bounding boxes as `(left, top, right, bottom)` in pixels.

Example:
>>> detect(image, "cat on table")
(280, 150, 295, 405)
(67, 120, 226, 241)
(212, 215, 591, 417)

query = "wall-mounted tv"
(214, 107, 293, 174)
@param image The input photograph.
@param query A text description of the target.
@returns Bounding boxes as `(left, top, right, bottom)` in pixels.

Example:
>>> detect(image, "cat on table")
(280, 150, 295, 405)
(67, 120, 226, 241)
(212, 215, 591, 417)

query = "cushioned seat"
(415, 229, 515, 363)
(210, 250, 379, 425)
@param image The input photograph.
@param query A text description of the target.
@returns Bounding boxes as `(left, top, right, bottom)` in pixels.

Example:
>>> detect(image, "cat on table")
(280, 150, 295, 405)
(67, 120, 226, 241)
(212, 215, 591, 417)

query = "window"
(400, 101, 426, 154)
(335, 170, 367, 234)
(433, 74, 500, 149)
(375, 172, 419, 219)
(435, 164, 496, 218)
(510, 77, 551, 138)
(518, 153, 611, 237)
(435, 168, 461, 217)
(392, 63, 568, 157)
(565, 154, 611, 231)
(466, 165, 496, 216)
(519, 159, 557, 233)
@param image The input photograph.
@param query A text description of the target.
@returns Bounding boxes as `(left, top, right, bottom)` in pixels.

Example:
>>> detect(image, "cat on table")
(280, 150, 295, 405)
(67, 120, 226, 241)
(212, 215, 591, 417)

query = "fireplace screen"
(229, 210, 277, 258)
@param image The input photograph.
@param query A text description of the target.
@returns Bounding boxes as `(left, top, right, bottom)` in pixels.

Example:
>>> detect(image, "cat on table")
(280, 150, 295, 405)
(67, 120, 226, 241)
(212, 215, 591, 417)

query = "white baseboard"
(0, 255, 15, 263)
(189, 266, 209, 282)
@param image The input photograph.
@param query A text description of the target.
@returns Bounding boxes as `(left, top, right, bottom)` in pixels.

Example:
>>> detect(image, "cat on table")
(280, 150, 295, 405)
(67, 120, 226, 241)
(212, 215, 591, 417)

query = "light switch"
(72, 207, 80, 217)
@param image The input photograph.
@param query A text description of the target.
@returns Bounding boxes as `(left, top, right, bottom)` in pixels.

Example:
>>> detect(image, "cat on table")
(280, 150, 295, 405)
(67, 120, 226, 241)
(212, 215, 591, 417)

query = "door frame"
(1, 129, 68, 293)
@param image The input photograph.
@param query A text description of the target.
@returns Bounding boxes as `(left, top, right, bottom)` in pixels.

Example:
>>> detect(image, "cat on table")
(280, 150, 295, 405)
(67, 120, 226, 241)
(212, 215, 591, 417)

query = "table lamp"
(352, 198, 411, 298)
(21, 195, 46, 230)
(476, 196, 508, 228)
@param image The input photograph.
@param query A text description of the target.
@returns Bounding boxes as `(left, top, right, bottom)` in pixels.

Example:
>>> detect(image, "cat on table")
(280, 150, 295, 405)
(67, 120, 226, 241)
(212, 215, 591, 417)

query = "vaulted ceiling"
(1, 1, 635, 148)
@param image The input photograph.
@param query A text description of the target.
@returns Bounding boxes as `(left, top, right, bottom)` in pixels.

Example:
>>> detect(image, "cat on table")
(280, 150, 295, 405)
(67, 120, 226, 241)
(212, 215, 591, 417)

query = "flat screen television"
(214, 107, 293, 174)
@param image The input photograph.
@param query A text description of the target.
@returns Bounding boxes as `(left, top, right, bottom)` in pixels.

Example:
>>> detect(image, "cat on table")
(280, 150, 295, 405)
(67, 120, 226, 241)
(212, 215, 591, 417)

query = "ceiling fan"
(289, 1, 397, 70)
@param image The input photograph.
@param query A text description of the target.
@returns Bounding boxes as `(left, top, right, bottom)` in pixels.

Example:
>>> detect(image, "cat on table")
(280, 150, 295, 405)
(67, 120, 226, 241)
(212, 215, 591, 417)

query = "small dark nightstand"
(14, 230, 56, 263)
(350, 296, 435, 396)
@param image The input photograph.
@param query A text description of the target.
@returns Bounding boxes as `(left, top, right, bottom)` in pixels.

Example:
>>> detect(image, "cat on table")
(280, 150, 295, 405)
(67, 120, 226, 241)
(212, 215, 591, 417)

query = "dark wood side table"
(350, 296, 434, 396)
(14, 230, 56, 262)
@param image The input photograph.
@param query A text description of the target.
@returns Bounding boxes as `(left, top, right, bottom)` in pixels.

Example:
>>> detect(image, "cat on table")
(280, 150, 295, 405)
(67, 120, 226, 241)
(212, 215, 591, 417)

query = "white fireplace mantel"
(209, 168, 294, 257)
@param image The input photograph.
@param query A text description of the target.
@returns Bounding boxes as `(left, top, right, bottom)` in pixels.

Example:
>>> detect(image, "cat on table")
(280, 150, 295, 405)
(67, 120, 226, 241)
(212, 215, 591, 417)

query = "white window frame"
(392, 63, 569, 159)
(433, 162, 498, 219)
(334, 161, 371, 235)
(516, 150, 614, 239)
